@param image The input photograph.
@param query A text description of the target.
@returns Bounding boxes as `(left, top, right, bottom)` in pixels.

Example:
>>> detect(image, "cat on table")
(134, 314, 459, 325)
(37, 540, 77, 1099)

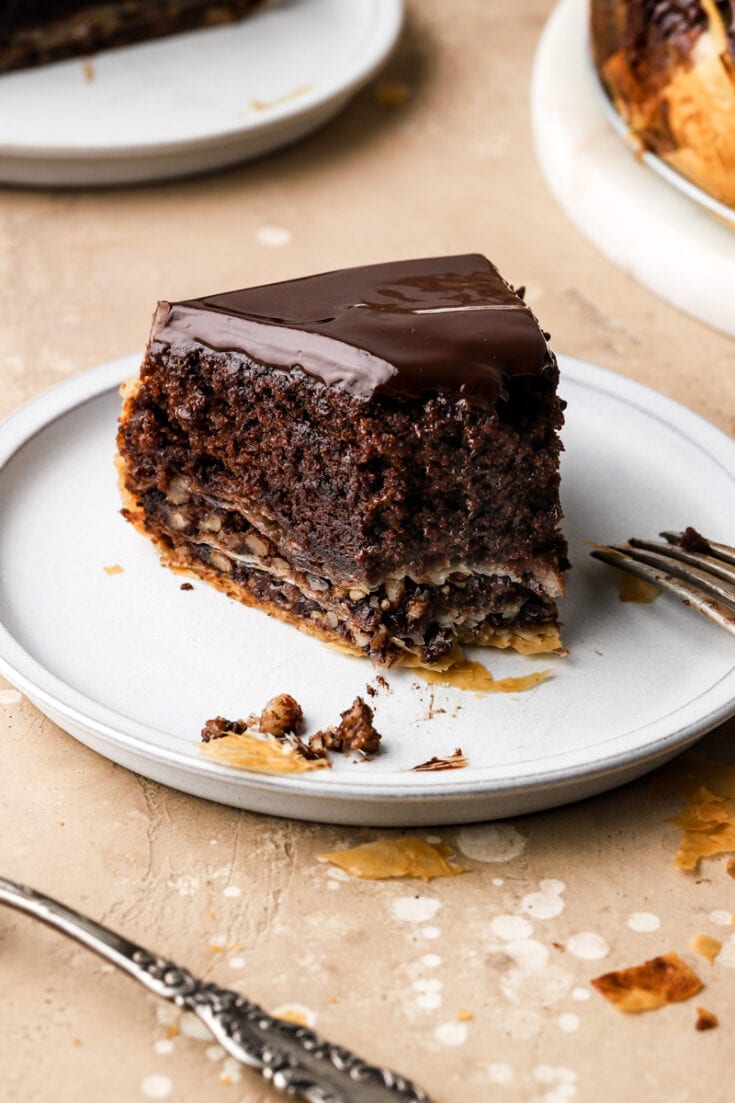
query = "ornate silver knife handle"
(0, 877, 433, 1103)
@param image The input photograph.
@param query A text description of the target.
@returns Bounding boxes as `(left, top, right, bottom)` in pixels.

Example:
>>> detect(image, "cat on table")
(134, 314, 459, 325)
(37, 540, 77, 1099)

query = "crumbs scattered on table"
(591, 952, 702, 1013)
(412, 748, 468, 772)
(695, 1006, 719, 1031)
(82, 59, 94, 82)
(456, 1010, 473, 1022)
(180, 582, 194, 591)
(319, 837, 468, 881)
(673, 787, 735, 868)
(277, 1008, 308, 1026)
(650, 752, 735, 870)
(102, 563, 123, 575)
(271, 1004, 316, 1028)
(374, 80, 412, 107)
(689, 934, 722, 963)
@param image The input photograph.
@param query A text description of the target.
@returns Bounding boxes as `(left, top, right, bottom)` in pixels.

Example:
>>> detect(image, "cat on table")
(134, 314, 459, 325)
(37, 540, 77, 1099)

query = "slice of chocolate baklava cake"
(0, 1, 261, 73)
(117, 255, 568, 667)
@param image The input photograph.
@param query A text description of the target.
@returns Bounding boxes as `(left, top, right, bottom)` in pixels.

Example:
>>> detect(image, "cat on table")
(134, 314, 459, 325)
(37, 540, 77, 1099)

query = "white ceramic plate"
(0, 0, 403, 186)
(0, 354, 734, 826)
(531, 0, 735, 339)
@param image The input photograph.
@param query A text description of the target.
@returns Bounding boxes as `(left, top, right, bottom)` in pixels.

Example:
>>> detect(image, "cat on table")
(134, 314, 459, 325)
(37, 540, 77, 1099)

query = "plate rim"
(0, 0, 404, 158)
(0, 353, 733, 803)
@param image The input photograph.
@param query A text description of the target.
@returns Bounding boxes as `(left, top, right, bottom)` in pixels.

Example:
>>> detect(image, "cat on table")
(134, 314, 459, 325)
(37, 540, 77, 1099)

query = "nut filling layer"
(128, 481, 562, 665)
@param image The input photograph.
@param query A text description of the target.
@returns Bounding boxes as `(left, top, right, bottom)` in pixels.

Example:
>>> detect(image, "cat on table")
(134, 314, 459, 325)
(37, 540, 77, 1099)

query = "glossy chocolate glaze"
(151, 255, 553, 402)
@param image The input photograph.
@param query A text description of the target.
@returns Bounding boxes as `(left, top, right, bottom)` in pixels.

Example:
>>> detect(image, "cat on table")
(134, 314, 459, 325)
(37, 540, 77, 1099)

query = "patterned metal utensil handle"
(0, 877, 433, 1103)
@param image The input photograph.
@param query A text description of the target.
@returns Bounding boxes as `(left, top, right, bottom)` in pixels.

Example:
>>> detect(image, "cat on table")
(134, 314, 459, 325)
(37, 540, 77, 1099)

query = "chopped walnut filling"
(259, 694, 304, 738)
(201, 694, 303, 744)
(201, 715, 249, 742)
(310, 697, 382, 759)
(201, 694, 382, 765)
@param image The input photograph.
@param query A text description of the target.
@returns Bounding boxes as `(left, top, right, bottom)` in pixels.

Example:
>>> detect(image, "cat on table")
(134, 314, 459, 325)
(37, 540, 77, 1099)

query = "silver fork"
(0, 877, 432, 1103)
(590, 528, 735, 637)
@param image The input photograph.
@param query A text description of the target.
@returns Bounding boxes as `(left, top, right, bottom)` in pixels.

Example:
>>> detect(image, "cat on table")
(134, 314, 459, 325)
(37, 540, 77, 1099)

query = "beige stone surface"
(1, 3, 734, 1101)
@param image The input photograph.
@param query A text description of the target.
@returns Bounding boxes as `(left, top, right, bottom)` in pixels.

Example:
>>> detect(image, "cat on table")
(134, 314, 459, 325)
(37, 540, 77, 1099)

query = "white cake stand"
(531, 0, 735, 339)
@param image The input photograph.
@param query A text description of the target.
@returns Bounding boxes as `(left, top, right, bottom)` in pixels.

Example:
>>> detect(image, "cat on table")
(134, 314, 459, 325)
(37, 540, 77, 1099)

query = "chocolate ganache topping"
(151, 255, 553, 402)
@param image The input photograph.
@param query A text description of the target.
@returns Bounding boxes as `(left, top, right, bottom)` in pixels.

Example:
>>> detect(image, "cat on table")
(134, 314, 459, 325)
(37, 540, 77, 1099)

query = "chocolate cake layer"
(117, 255, 568, 665)
(0, 0, 260, 72)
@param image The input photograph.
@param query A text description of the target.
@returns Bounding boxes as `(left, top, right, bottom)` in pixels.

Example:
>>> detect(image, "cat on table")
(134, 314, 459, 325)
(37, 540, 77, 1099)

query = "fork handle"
(0, 877, 431, 1103)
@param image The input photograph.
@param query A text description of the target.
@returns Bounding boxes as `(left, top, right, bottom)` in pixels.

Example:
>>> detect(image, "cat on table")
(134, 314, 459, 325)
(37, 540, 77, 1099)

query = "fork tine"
(628, 539, 735, 588)
(590, 545, 735, 637)
(613, 545, 735, 608)
(661, 530, 735, 568)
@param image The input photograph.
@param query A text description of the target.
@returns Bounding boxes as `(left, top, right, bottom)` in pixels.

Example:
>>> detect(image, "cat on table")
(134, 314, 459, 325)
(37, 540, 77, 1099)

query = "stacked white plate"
(0, 0, 403, 186)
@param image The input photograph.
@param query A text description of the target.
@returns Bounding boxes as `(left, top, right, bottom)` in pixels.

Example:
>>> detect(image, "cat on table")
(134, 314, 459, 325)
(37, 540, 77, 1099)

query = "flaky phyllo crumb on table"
(592, 952, 703, 1014)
